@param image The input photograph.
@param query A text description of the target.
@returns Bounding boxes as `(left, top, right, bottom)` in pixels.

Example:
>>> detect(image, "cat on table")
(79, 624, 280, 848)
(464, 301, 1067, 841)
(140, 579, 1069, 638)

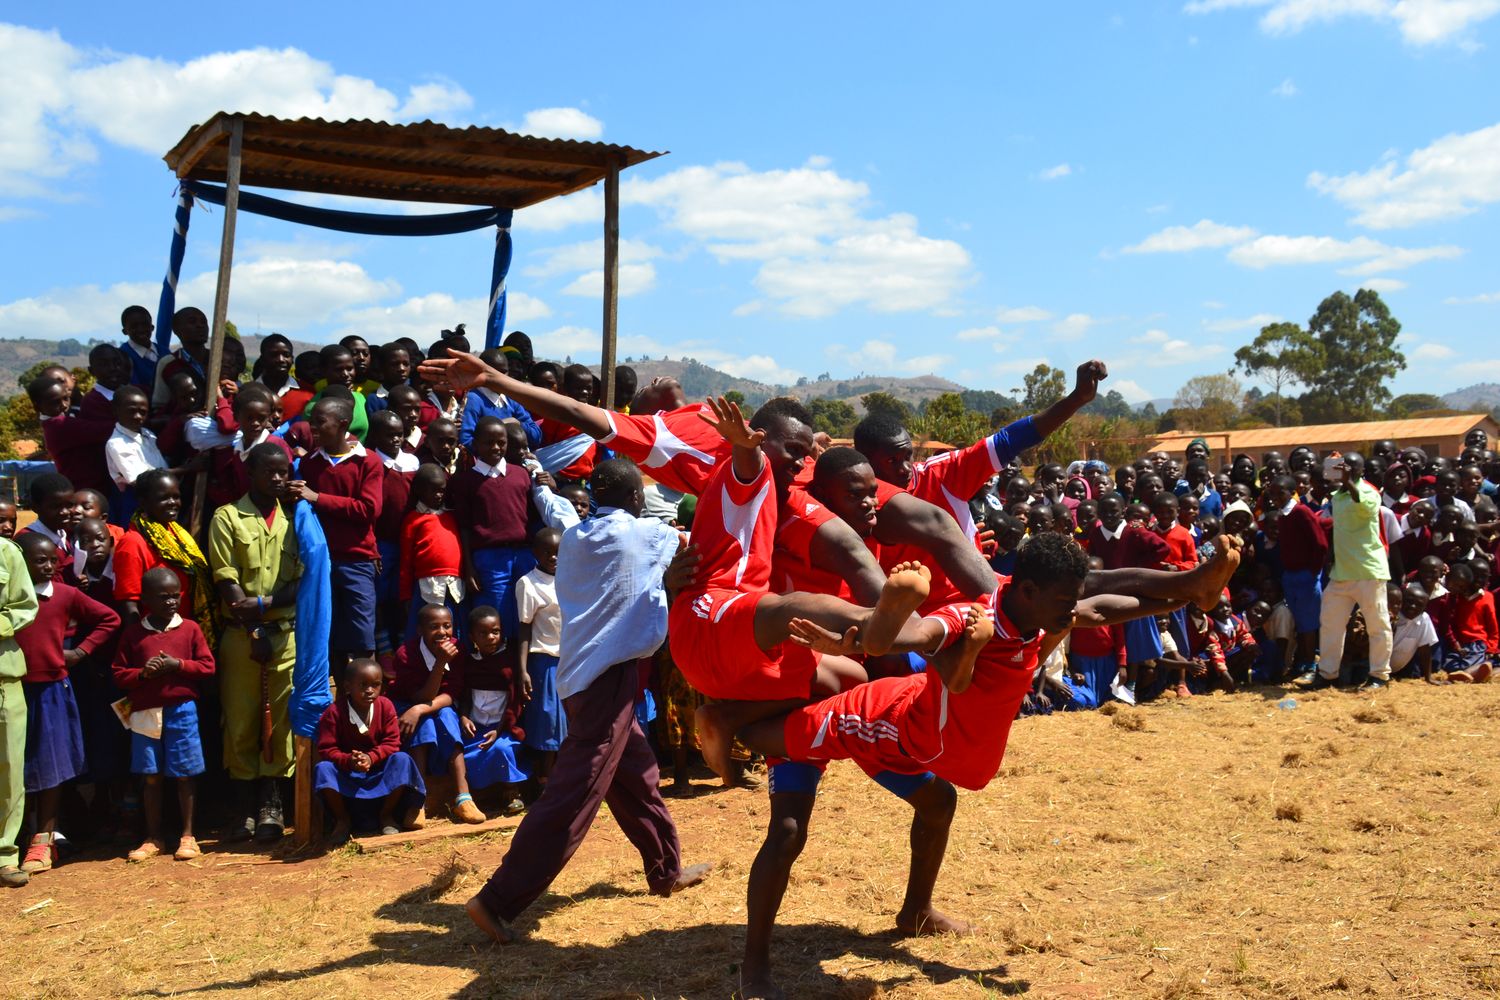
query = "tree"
(722, 390, 746, 407)
(1082, 388, 1133, 420)
(1172, 373, 1244, 431)
(1248, 393, 1302, 427)
(1297, 289, 1405, 423)
(860, 391, 912, 425)
(958, 389, 1018, 416)
(1233, 320, 1320, 427)
(1015, 364, 1065, 412)
(1387, 393, 1444, 419)
(910, 393, 988, 448)
(808, 397, 857, 437)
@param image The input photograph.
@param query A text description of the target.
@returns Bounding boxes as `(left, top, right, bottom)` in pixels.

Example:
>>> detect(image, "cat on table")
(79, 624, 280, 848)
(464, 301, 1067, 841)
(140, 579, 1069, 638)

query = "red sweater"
(40, 412, 114, 492)
(79, 387, 116, 424)
(18, 582, 120, 683)
(1441, 590, 1499, 653)
(300, 444, 384, 561)
(1279, 504, 1330, 573)
(1154, 523, 1198, 571)
(375, 464, 414, 544)
(399, 510, 462, 597)
(111, 618, 215, 710)
(449, 463, 532, 549)
(1069, 623, 1124, 663)
(315, 696, 402, 771)
(1085, 524, 1170, 571)
(113, 527, 197, 618)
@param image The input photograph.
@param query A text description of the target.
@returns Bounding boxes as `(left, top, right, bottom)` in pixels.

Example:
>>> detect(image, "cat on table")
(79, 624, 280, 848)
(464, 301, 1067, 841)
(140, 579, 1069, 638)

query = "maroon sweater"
(460, 642, 526, 740)
(111, 618, 215, 710)
(1278, 503, 1330, 573)
(1085, 523, 1171, 570)
(207, 434, 293, 511)
(449, 462, 532, 549)
(40, 411, 114, 492)
(385, 637, 465, 705)
(18, 582, 121, 683)
(301, 444, 384, 561)
(79, 387, 116, 424)
(316, 696, 402, 771)
(375, 464, 414, 544)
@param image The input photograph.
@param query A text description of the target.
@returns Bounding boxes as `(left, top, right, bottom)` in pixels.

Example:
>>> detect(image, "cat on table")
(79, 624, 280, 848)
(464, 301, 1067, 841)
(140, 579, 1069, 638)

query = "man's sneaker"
(0, 865, 29, 888)
(1305, 674, 1338, 691)
(1361, 677, 1388, 690)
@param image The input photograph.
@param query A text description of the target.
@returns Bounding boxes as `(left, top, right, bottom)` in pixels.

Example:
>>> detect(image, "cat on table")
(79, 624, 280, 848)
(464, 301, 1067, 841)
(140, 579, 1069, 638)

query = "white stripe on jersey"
(720, 475, 772, 588)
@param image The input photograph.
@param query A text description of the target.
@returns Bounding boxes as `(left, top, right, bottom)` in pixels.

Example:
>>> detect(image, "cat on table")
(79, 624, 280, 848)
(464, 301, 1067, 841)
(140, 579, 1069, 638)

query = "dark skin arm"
(1030, 361, 1107, 440)
(701, 396, 764, 484)
(419, 351, 613, 438)
(809, 518, 886, 606)
(874, 492, 996, 601)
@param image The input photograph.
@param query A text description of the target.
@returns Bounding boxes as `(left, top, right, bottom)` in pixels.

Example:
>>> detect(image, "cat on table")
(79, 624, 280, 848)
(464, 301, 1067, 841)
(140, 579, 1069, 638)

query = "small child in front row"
(460, 606, 530, 816)
(1437, 562, 1496, 683)
(314, 658, 427, 844)
(385, 604, 487, 824)
(112, 568, 215, 863)
(14, 534, 120, 874)
(515, 528, 565, 792)
(1389, 583, 1442, 684)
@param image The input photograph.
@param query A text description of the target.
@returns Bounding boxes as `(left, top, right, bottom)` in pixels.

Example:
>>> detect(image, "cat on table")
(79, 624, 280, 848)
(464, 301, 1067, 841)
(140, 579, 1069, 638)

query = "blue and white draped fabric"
(487, 224, 512, 351)
(291, 499, 334, 738)
(536, 432, 595, 474)
(155, 186, 195, 357)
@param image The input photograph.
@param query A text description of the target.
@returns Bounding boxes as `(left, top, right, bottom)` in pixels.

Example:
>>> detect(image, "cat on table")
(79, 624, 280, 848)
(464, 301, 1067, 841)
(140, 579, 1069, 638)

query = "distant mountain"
(598, 358, 966, 411)
(1443, 383, 1500, 411)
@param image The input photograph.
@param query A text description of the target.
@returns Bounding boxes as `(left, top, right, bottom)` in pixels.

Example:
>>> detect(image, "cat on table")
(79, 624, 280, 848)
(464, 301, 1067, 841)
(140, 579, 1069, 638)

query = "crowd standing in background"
(2, 302, 1496, 992)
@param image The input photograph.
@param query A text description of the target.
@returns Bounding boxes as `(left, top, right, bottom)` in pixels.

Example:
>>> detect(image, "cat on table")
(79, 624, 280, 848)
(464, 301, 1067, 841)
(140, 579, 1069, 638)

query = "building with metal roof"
(1147, 414, 1499, 463)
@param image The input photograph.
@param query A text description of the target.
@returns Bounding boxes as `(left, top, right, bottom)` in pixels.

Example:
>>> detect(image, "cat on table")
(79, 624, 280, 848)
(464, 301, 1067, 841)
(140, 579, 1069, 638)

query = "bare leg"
(321, 788, 352, 842)
(741, 791, 814, 1000)
(895, 777, 969, 937)
(177, 778, 196, 840)
(34, 787, 60, 839)
(142, 775, 163, 843)
(1084, 536, 1241, 610)
(698, 699, 803, 782)
(750, 563, 931, 657)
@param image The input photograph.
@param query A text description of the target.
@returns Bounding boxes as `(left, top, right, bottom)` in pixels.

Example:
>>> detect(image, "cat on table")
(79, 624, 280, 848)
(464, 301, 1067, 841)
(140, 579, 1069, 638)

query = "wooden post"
(293, 735, 321, 848)
(190, 116, 243, 535)
(600, 157, 620, 411)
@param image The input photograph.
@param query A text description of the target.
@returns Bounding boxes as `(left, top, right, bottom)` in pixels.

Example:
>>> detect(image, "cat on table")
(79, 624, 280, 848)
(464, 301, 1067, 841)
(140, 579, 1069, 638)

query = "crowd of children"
(1, 303, 1494, 898)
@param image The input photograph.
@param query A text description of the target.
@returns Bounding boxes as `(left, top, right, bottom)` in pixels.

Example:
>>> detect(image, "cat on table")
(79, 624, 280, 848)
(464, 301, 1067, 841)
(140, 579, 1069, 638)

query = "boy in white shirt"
(104, 386, 167, 492)
(515, 527, 565, 790)
(1389, 582, 1442, 684)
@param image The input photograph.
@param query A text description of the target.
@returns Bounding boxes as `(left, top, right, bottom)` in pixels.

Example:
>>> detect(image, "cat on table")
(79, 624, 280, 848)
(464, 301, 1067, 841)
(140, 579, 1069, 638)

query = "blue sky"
(1, 2, 1496, 404)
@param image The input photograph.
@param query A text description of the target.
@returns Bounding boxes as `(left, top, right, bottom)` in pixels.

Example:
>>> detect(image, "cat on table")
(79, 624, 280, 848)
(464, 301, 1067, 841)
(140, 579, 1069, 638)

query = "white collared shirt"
(25, 520, 71, 557)
(419, 639, 448, 673)
(405, 426, 423, 449)
(378, 448, 420, 473)
(34, 578, 54, 599)
(347, 698, 374, 735)
(472, 457, 508, 479)
(1098, 522, 1124, 542)
(475, 386, 507, 408)
(93, 385, 116, 403)
(142, 613, 184, 633)
(257, 374, 299, 399)
(105, 424, 167, 490)
(418, 575, 466, 606)
(233, 427, 271, 459)
(427, 391, 460, 422)
(314, 440, 368, 466)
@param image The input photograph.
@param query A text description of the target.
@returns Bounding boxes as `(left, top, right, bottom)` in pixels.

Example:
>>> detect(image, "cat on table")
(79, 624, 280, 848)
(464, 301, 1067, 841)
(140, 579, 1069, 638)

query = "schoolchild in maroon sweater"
(368, 411, 419, 650)
(451, 417, 540, 639)
(31, 378, 113, 494)
(111, 567, 215, 863)
(386, 385, 426, 454)
(291, 397, 384, 669)
(17, 473, 81, 584)
(206, 384, 293, 512)
(414, 417, 473, 475)
(78, 344, 133, 424)
(314, 659, 426, 842)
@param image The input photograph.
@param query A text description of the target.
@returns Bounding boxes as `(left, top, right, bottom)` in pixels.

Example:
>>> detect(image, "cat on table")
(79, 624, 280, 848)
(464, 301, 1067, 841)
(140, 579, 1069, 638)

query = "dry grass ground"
(9, 682, 1500, 999)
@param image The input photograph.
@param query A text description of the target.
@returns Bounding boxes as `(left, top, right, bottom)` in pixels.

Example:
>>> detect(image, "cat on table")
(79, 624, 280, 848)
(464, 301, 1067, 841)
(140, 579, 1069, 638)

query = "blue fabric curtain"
(291, 499, 333, 738)
(154, 187, 196, 357)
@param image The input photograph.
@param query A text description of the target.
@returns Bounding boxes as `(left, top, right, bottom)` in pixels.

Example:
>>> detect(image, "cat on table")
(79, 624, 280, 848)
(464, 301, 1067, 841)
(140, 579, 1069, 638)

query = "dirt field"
(9, 682, 1500, 999)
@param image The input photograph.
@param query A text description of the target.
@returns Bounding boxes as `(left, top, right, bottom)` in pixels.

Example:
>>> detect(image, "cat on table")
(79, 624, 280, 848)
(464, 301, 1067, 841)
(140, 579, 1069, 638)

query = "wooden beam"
(182, 167, 555, 211)
(353, 814, 520, 854)
(190, 117, 242, 536)
(166, 116, 231, 178)
(292, 735, 321, 849)
(236, 140, 577, 188)
(600, 158, 620, 411)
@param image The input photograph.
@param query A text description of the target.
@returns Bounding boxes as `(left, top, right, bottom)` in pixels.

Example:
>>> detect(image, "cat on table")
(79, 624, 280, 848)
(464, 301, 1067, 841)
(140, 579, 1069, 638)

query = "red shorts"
(781, 675, 927, 779)
(668, 588, 821, 701)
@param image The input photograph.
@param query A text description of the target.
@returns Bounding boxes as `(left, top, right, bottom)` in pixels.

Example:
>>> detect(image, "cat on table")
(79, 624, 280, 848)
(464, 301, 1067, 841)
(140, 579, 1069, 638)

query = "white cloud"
(523, 238, 663, 279)
(336, 290, 550, 343)
(1052, 313, 1097, 339)
(518, 107, 603, 141)
(1360, 277, 1408, 292)
(824, 339, 952, 375)
(1226, 233, 1462, 272)
(1039, 163, 1072, 180)
(399, 81, 474, 119)
(1445, 290, 1500, 304)
(560, 263, 658, 298)
(1271, 77, 1299, 97)
(625, 161, 971, 317)
(1203, 312, 1282, 332)
(1308, 121, 1500, 229)
(1110, 378, 1156, 404)
(1122, 219, 1259, 254)
(995, 305, 1053, 322)
(992, 357, 1052, 376)
(731, 301, 765, 317)
(1183, 0, 1500, 45)
(1411, 342, 1456, 360)
(956, 325, 1006, 341)
(1132, 329, 1193, 352)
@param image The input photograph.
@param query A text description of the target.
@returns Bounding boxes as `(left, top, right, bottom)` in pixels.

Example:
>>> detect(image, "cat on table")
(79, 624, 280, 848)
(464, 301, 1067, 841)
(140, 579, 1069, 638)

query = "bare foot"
(1175, 683, 1192, 698)
(659, 861, 713, 896)
(1190, 535, 1241, 611)
(957, 603, 994, 659)
(696, 703, 736, 782)
(895, 906, 973, 937)
(862, 561, 931, 656)
(466, 896, 516, 944)
(1448, 670, 1475, 684)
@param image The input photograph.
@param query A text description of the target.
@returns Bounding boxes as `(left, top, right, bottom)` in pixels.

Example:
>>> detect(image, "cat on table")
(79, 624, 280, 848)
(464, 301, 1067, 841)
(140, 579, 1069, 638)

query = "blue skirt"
(1123, 617, 1164, 665)
(375, 540, 402, 656)
(462, 733, 529, 790)
(390, 701, 464, 774)
(315, 751, 426, 802)
(23, 678, 87, 793)
(472, 545, 536, 638)
(1070, 654, 1119, 705)
(521, 652, 566, 751)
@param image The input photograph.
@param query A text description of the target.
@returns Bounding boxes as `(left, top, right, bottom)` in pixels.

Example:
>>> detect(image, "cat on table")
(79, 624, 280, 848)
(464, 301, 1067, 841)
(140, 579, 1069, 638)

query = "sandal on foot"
(451, 793, 486, 824)
(174, 836, 202, 861)
(0, 865, 29, 888)
(128, 839, 165, 863)
(21, 835, 55, 874)
(379, 824, 400, 836)
(501, 798, 526, 816)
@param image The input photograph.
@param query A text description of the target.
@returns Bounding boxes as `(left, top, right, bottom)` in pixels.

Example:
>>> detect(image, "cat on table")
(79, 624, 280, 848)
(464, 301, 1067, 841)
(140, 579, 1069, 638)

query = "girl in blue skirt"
(315, 659, 426, 844)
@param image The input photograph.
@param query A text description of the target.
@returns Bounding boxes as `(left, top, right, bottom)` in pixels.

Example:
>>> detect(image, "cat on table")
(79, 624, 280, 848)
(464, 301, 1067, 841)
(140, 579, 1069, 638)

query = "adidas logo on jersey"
(692, 594, 713, 620)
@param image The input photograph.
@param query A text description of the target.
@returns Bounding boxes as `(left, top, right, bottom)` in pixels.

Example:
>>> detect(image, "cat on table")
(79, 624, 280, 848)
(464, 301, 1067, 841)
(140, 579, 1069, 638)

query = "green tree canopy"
(1386, 393, 1444, 419)
(860, 391, 912, 425)
(1016, 364, 1065, 412)
(807, 397, 856, 436)
(1297, 289, 1405, 423)
(911, 393, 989, 447)
(1233, 320, 1320, 426)
(1172, 373, 1244, 431)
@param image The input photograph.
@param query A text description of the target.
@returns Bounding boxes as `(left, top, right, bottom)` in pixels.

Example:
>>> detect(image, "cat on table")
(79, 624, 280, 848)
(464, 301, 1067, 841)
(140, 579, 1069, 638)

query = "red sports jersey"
(905, 436, 1007, 543)
(601, 404, 729, 495)
(871, 480, 965, 613)
(682, 455, 777, 600)
(783, 577, 1041, 791)
(771, 485, 849, 598)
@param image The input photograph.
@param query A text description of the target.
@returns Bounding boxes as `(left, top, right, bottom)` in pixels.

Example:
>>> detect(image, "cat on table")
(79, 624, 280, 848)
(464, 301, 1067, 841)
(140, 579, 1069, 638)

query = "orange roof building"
(1148, 414, 1499, 464)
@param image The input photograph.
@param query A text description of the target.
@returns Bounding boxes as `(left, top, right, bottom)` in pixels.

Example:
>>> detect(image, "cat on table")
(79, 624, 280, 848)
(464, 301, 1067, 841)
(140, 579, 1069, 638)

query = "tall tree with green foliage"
(1233, 320, 1319, 426)
(1297, 289, 1405, 422)
(1386, 393, 1444, 418)
(1016, 364, 1065, 412)
(860, 391, 912, 425)
(911, 393, 988, 447)
(1173, 373, 1244, 431)
(807, 397, 857, 436)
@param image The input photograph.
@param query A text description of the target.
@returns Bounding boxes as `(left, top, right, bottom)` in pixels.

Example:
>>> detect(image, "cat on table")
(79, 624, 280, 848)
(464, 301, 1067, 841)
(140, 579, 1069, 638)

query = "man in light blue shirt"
(466, 457, 710, 943)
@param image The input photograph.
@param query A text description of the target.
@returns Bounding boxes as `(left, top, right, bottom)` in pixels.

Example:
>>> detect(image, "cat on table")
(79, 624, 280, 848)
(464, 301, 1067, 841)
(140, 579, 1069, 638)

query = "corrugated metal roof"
(163, 112, 666, 209)
(1149, 414, 1498, 451)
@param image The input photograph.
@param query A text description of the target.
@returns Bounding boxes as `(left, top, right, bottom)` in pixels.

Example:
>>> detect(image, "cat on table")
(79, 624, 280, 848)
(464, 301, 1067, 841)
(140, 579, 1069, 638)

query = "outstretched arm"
(419, 350, 613, 438)
(1031, 360, 1107, 440)
(700, 396, 764, 484)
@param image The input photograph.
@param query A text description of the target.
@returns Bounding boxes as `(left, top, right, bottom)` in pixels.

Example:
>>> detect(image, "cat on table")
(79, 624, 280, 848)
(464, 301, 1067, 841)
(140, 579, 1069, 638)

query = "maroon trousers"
(476, 659, 681, 922)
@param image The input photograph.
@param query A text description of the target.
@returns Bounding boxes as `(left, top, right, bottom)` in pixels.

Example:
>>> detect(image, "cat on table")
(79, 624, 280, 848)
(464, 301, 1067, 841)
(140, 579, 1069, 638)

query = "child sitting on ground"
(384, 604, 487, 824)
(14, 533, 120, 874)
(314, 658, 427, 844)
(1389, 582, 1442, 684)
(112, 567, 215, 862)
(515, 527, 565, 793)
(459, 606, 529, 816)
(1438, 562, 1496, 683)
